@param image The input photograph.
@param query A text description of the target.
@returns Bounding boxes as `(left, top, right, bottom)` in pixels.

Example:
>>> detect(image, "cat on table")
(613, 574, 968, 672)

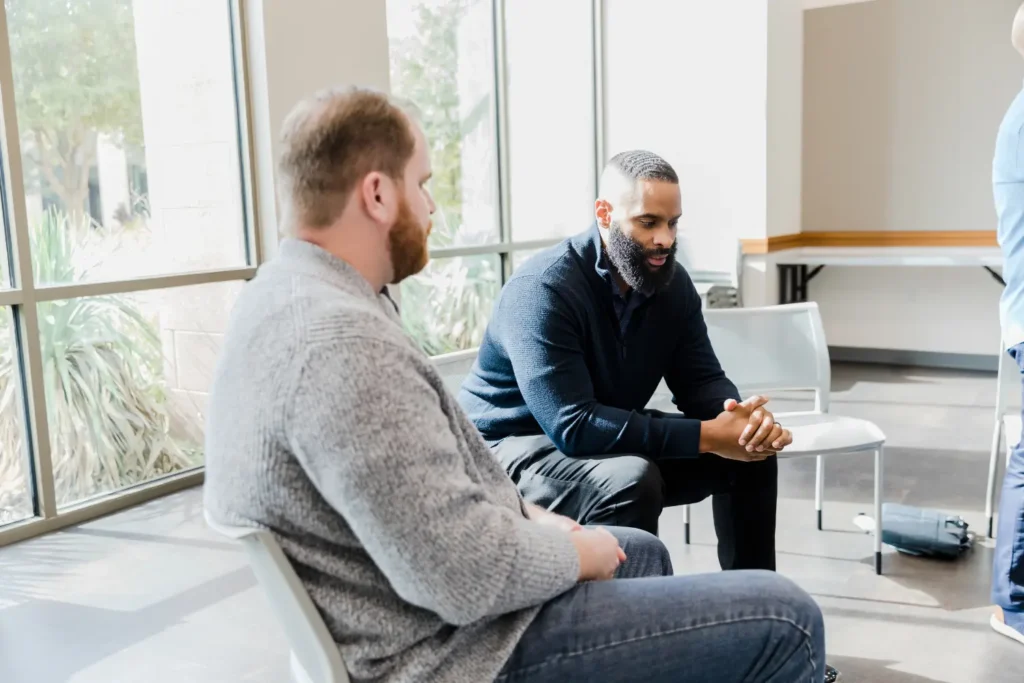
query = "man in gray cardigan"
(203, 86, 826, 683)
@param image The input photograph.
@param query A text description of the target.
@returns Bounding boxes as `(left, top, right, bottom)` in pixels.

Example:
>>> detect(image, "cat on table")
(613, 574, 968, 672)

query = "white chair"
(681, 303, 888, 574)
(985, 345, 1019, 538)
(432, 348, 481, 395)
(205, 512, 350, 683)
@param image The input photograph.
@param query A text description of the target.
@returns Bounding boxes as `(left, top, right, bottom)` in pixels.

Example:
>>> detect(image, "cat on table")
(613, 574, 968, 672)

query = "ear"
(595, 199, 613, 228)
(360, 172, 395, 225)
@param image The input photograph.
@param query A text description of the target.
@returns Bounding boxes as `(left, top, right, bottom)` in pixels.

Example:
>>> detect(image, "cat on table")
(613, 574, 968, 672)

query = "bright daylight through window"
(386, 0, 597, 355)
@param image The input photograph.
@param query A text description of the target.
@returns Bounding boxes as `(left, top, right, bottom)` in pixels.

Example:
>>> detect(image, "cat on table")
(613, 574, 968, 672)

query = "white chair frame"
(682, 303, 888, 574)
(985, 344, 1019, 538)
(205, 512, 351, 683)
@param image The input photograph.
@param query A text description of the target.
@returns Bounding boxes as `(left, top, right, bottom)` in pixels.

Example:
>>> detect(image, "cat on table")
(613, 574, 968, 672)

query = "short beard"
(606, 221, 677, 294)
(389, 197, 431, 283)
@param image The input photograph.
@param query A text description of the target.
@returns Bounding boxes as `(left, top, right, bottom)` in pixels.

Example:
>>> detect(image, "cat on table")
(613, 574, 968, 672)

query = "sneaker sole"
(990, 613, 1024, 646)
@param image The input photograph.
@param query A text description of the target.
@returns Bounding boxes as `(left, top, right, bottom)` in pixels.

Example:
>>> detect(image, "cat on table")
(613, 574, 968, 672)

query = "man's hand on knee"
(570, 527, 628, 581)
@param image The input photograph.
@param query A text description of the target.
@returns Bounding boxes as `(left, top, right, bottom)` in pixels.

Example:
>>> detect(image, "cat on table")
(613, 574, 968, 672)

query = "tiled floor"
(1, 363, 1023, 682)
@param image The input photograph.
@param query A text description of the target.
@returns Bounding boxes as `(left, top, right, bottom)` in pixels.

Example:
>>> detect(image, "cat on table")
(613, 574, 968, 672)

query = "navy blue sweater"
(458, 225, 740, 459)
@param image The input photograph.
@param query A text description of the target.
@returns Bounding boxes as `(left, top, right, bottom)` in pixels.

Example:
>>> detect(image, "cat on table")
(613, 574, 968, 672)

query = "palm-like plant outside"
(0, 209, 199, 523)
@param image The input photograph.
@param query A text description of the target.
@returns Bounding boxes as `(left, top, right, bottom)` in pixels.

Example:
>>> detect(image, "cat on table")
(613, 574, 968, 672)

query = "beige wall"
(803, 0, 1022, 232)
(801, 0, 1022, 355)
(769, 0, 805, 239)
(245, 0, 390, 259)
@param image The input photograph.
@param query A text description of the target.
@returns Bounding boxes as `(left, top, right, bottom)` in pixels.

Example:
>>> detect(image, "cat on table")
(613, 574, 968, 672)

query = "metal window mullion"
(228, 0, 263, 268)
(0, 287, 24, 306)
(31, 266, 257, 303)
(429, 238, 561, 260)
(0, 469, 204, 548)
(0, 2, 56, 519)
(592, 0, 606, 189)
(492, 0, 513, 283)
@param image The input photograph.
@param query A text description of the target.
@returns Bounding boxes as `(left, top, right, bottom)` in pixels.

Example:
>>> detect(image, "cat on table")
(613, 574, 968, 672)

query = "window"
(42, 281, 241, 509)
(386, 0, 599, 352)
(7, 0, 247, 284)
(386, 0, 500, 249)
(0, 0, 253, 539)
(400, 255, 500, 356)
(505, 0, 596, 241)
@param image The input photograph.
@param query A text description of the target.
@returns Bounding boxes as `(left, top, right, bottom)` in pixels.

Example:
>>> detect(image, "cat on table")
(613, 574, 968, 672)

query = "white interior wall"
(802, 0, 1021, 355)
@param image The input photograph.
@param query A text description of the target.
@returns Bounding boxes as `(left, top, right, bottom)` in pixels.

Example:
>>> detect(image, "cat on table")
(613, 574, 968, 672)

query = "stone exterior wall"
(132, 0, 246, 444)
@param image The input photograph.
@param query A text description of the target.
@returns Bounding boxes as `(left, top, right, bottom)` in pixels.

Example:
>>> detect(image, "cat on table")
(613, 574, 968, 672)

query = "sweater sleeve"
(496, 277, 703, 459)
(664, 274, 741, 421)
(285, 338, 580, 626)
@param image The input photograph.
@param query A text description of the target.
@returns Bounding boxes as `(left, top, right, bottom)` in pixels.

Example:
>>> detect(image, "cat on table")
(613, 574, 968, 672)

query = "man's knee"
(747, 571, 825, 654)
(724, 453, 779, 496)
(608, 526, 674, 578)
(591, 456, 665, 529)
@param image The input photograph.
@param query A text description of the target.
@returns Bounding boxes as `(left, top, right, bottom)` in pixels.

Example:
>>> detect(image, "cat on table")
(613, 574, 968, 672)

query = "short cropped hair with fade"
(278, 86, 417, 228)
(606, 150, 679, 184)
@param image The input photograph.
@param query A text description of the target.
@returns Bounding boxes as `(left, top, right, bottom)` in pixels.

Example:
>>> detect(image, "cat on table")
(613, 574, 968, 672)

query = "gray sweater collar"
(275, 238, 386, 302)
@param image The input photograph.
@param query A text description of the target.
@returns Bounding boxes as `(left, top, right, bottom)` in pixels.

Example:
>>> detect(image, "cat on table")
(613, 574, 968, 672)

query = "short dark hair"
(278, 86, 416, 228)
(605, 150, 678, 184)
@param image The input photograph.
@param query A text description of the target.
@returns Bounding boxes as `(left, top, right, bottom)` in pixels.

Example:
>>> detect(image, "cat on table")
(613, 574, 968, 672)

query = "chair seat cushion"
(774, 412, 886, 457)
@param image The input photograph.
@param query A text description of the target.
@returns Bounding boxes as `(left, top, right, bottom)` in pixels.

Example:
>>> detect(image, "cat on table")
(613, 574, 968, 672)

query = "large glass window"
(6, 0, 247, 284)
(505, 0, 596, 241)
(42, 281, 240, 509)
(401, 255, 500, 355)
(0, 0, 252, 539)
(386, 0, 500, 249)
(387, 0, 599, 353)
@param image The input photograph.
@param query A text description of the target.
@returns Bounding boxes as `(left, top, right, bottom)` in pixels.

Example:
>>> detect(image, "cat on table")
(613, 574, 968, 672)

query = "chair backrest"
(205, 512, 350, 683)
(703, 302, 831, 413)
(432, 348, 480, 394)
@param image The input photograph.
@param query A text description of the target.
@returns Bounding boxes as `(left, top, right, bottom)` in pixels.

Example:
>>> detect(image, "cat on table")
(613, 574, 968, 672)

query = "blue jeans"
(993, 343, 1024, 615)
(498, 527, 825, 682)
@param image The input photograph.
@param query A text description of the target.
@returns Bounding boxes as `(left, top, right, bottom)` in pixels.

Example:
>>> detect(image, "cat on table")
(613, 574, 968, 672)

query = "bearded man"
(459, 150, 792, 572)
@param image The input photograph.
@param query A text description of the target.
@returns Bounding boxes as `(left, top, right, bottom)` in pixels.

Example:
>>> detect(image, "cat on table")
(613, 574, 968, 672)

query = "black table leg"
(777, 265, 825, 304)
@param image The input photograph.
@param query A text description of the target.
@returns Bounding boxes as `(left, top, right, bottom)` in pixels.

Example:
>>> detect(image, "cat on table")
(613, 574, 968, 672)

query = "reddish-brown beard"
(388, 197, 432, 283)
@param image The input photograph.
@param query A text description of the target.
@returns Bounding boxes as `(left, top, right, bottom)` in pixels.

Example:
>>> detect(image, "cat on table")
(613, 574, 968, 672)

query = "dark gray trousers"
(491, 434, 778, 571)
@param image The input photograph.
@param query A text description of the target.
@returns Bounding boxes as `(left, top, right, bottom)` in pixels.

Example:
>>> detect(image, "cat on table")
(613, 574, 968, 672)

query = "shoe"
(825, 664, 840, 682)
(991, 607, 1024, 646)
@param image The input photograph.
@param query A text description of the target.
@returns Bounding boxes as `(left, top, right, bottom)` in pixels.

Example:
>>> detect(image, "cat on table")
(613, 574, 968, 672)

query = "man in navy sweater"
(459, 150, 792, 571)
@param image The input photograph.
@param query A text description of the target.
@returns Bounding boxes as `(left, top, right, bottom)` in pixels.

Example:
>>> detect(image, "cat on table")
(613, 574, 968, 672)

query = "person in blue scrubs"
(991, 1, 1024, 648)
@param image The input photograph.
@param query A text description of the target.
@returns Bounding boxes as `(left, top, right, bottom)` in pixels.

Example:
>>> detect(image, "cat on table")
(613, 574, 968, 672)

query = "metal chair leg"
(815, 454, 824, 530)
(986, 419, 1003, 538)
(874, 446, 884, 575)
(682, 504, 691, 544)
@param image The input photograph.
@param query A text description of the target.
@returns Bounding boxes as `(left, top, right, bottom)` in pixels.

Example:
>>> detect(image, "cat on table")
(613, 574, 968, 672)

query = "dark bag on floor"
(880, 503, 972, 559)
